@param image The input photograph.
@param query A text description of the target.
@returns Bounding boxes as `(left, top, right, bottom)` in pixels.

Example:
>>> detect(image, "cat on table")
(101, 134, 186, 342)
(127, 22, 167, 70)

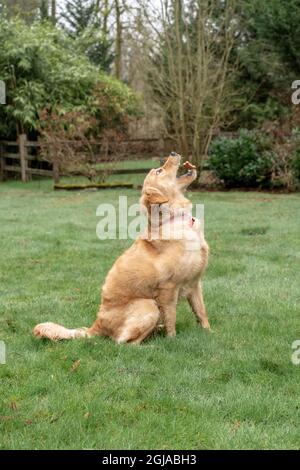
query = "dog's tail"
(33, 322, 93, 341)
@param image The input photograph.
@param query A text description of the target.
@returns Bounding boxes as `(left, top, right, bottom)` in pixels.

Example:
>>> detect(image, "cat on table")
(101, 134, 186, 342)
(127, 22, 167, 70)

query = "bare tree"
(141, 0, 238, 174)
(113, 0, 134, 79)
(114, 0, 123, 79)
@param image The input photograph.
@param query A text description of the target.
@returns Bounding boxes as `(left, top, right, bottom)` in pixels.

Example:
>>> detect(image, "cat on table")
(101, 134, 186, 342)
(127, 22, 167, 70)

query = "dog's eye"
(156, 169, 163, 175)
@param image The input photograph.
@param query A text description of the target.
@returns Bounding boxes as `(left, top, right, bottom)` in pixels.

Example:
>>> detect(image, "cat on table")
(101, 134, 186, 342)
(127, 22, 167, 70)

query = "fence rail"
(0, 134, 164, 183)
(0, 134, 218, 183)
(0, 135, 52, 181)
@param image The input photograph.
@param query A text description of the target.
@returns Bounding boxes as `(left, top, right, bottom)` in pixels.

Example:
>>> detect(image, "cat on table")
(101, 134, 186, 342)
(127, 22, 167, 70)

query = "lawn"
(58, 159, 158, 186)
(0, 179, 299, 450)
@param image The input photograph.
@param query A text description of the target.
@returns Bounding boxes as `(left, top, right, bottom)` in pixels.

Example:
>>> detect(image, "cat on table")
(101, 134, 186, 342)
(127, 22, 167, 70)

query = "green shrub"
(0, 17, 140, 139)
(292, 150, 300, 181)
(269, 128, 300, 190)
(209, 130, 274, 188)
(290, 129, 300, 183)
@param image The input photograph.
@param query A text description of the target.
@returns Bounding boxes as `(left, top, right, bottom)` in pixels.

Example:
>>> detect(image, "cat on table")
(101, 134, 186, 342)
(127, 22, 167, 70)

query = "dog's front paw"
(202, 322, 213, 332)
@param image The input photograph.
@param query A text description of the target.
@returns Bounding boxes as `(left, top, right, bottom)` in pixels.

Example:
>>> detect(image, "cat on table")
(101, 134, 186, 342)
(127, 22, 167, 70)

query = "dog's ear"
(144, 186, 169, 204)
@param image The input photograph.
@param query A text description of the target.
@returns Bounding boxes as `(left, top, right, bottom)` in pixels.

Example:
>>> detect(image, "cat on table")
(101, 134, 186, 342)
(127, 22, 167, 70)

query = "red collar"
(189, 217, 195, 227)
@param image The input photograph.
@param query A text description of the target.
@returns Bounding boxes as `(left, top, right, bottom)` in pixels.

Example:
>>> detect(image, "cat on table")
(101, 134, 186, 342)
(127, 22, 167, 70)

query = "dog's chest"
(179, 245, 202, 278)
(173, 231, 206, 282)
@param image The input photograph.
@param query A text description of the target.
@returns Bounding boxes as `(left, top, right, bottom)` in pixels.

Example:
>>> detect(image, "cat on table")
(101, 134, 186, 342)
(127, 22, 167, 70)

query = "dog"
(33, 152, 210, 344)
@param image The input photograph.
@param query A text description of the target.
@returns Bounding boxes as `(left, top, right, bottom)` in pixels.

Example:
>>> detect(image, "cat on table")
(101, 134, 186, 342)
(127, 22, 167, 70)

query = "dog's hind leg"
(115, 299, 160, 345)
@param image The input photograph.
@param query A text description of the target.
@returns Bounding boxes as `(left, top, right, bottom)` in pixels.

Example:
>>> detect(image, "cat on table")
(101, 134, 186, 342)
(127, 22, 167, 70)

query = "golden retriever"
(34, 152, 210, 344)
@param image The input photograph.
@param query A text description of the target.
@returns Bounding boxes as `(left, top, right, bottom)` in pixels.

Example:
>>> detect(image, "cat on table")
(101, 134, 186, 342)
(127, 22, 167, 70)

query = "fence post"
(0, 142, 5, 181)
(158, 137, 165, 166)
(19, 133, 28, 182)
(52, 162, 60, 183)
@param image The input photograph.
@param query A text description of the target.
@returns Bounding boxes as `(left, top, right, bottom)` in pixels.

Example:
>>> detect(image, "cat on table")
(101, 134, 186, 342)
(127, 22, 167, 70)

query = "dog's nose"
(170, 151, 178, 157)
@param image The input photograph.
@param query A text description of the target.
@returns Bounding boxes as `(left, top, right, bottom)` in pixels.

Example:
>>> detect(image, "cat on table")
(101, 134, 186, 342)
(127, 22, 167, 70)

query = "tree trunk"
(51, 0, 56, 24)
(174, 0, 189, 159)
(103, 0, 109, 36)
(114, 0, 122, 79)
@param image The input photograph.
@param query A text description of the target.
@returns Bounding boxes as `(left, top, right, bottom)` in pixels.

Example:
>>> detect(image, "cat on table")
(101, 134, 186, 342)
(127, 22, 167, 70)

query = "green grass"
(59, 158, 158, 186)
(99, 158, 159, 170)
(0, 179, 299, 450)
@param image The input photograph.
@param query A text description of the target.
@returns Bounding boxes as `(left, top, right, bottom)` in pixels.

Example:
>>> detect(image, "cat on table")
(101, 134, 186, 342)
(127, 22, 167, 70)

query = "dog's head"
(140, 152, 197, 221)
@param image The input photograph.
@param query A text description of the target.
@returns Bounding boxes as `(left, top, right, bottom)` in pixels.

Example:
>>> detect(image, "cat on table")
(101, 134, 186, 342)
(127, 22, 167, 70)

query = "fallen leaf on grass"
(9, 402, 18, 411)
(50, 412, 64, 424)
(231, 421, 241, 432)
(70, 359, 81, 372)
(0, 416, 12, 422)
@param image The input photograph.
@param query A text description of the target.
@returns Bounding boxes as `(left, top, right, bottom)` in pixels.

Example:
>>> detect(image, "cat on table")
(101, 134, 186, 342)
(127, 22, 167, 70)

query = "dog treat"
(183, 161, 196, 170)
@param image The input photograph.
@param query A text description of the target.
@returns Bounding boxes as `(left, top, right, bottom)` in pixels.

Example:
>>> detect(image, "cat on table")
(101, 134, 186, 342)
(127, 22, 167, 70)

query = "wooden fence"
(0, 134, 165, 183)
(0, 135, 52, 182)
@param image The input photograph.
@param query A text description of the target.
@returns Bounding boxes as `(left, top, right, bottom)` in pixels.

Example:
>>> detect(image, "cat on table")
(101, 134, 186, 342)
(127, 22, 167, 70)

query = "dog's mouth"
(180, 160, 197, 179)
(164, 152, 196, 175)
